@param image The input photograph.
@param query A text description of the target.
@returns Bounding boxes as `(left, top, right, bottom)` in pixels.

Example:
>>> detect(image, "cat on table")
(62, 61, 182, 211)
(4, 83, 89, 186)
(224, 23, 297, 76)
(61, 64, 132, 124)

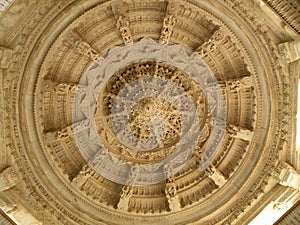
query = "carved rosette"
(94, 62, 209, 165)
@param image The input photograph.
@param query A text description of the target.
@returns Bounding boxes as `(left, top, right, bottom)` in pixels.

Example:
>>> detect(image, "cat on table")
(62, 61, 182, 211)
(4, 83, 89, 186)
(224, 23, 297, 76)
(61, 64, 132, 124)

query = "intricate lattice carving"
(129, 97, 181, 144)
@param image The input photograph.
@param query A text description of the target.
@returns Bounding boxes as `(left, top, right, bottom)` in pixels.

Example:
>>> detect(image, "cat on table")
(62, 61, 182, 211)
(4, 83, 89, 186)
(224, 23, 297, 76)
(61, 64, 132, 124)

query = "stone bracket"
(42, 79, 86, 95)
(205, 165, 227, 187)
(43, 120, 89, 144)
(194, 28, 225, 57)
(65, 30, 102, 63)
(227, 124, 253, 142)
(219, 76, 254, 92)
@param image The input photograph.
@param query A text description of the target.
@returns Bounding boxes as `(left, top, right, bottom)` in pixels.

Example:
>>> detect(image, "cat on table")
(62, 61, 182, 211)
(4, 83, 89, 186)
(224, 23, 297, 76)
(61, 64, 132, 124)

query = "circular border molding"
(2, 0, 290, 224)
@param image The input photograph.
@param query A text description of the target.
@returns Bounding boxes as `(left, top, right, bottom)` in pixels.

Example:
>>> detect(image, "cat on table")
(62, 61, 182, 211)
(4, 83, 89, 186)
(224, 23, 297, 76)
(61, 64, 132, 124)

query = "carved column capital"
(71, 119, 89, 133)
(163, 163, 175, 183)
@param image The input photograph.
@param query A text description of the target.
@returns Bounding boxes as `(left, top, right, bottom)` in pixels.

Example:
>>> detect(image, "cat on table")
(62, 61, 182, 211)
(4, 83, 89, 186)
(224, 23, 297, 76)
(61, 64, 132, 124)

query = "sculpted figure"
(160, 1, 178, 44)
(227, 124, 253, 141)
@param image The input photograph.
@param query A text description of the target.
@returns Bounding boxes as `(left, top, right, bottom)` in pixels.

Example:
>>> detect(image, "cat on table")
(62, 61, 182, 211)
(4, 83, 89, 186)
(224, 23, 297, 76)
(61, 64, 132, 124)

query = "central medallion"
(93, 61, 209, 165)
(129, 97, 181, 145)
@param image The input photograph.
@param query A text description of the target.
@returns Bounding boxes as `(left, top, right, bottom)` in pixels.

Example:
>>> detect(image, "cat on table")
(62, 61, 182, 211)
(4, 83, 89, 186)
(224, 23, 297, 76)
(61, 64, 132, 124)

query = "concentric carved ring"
(10, 0, 280, 223)
(72, 40, 227, 185)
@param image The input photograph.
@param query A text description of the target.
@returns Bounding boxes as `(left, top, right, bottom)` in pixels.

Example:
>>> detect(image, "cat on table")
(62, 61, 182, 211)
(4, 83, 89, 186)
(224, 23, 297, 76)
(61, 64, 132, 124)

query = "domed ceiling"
(0, 0, 299, 224)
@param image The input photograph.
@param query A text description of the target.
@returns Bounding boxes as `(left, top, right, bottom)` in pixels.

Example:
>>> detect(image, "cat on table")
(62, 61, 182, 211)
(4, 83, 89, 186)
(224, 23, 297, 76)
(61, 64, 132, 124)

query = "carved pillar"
(65, 30, 102, 63)
(0, 167, 17, 192)
(164, 164, 181, 211)
(43, 120, 89, 179)
(227, 124, 253, 141)
(205, 165, 227, 187)
(0, 47, 12, 171)
(278, 40, 300, 63)
(117, 166, 139, 211)
(194, 28, 225, 57)
(160, 1, 179, 45)
(111, 1, 133, 45)
(273, 161, 300, 191)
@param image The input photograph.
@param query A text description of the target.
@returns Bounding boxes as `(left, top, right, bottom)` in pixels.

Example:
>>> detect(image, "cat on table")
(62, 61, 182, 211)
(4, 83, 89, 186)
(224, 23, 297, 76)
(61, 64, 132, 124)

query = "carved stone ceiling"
(0, 0, 299, 225)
